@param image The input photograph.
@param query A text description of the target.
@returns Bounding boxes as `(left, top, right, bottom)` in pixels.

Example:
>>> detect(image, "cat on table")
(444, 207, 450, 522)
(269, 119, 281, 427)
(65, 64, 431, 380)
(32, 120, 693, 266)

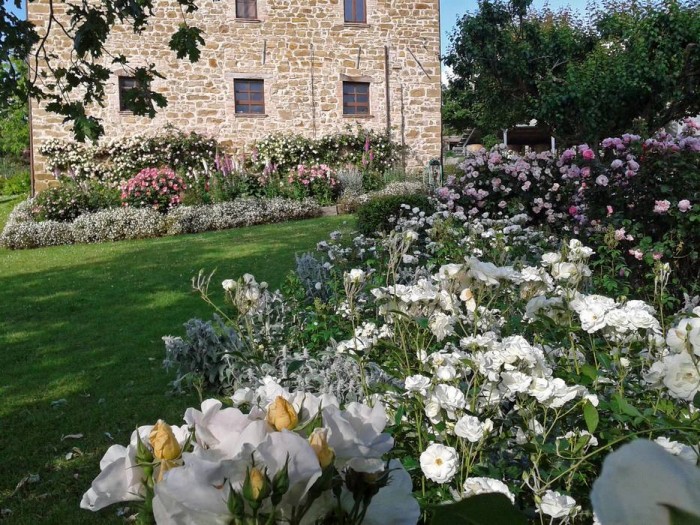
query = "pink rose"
(653, 200, 671, 214)
(678, 200, 692, 213)
(582, 149, 595, 160)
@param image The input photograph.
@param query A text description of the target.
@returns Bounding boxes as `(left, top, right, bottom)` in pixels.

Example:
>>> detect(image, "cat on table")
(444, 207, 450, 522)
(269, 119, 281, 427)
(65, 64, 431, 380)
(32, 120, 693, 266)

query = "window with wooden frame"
(344, 0, 366, 23)
(342, 81, 369, 115)
(236, 0, 257, 19)
(118, 76, 140, 112)
(234, 79, 265, 114)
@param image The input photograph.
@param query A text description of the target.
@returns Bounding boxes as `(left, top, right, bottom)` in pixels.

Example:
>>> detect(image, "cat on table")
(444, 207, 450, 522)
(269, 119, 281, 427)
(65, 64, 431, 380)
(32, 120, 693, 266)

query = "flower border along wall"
(0, 197, 322, 249)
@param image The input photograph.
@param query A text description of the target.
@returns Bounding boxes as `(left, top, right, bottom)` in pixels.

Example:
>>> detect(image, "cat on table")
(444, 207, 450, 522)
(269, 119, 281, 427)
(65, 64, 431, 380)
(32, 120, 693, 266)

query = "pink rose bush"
(121, 167, 185, 213)
(286, 164, 340, 205)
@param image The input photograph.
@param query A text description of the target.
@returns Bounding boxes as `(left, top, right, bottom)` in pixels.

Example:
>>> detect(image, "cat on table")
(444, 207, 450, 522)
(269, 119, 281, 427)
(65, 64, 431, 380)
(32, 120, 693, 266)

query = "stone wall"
(28, 0, 442, 192)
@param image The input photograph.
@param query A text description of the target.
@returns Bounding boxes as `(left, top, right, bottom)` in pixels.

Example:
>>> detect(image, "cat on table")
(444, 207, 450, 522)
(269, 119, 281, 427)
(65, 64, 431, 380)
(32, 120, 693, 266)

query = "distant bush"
(356, 193, 435, 236)
(31, 181, 120, 222)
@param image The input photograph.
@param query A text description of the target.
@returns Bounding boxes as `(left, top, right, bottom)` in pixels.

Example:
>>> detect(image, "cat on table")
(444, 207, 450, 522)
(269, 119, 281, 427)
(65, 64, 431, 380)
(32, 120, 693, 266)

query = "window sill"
(235, 113, 268, 118)
(343, 22, 370, 28)
(234, 18, 262, 23)
(343, 114, 374, 119)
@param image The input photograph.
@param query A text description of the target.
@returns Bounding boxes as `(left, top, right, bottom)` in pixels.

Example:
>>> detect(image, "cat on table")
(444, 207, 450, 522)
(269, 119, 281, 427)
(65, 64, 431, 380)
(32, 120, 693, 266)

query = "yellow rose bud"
(149, 420, 181, 461)
(309, 428, 335, 469)
(266, 396, 298, 431)
(248, 467, 266, 501)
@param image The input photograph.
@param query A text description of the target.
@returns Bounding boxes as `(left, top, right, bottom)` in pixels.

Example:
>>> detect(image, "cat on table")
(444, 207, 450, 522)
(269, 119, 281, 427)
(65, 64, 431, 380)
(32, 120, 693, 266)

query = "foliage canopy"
(443, 0, 700, 145)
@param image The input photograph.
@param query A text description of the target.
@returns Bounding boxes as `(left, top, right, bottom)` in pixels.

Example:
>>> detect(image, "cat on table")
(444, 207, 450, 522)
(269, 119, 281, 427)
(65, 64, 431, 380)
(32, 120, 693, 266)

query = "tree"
(0, 58, 29, 157)
(0, 0, 206, 141)
(444, 0, 700, 145)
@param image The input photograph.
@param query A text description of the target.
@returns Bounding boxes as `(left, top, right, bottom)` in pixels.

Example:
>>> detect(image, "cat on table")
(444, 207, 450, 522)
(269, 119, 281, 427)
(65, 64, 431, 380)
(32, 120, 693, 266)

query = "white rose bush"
(84, 201, 700, 524)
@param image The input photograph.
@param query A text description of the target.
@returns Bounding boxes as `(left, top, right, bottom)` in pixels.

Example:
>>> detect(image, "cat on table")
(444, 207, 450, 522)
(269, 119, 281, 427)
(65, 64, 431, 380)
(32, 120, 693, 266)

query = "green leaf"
(429, 493, 527, 525)
(286, 360, 304, 375)
(169, 24, 205, 62)
(662, 505, 700, 525)
(693, 391, 700, 407)
(583, 402, 599, 434)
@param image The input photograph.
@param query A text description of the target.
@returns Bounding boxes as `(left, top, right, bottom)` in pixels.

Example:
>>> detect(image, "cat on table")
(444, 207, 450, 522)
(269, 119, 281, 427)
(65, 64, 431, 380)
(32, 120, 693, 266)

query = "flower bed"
(0, 197, 322, 249)
(120, 201, 700, 525)
(438, 122, 700, 302)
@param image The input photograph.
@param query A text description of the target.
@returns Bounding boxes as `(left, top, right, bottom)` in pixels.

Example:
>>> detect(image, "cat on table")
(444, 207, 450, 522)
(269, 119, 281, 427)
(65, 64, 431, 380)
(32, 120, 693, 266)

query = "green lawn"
(0, 214, 353, 524)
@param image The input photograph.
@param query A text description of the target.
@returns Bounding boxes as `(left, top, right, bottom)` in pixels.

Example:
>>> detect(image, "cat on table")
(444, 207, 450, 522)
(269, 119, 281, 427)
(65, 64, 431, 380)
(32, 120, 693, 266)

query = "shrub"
(163, 315, 246, 393)
(0, 170, 30, 196)
(31, 180, 119, 222)
(40, 129, 217, 187)
(356, 193, 435, 235)
(71, 207, 166, 243)
(284, 164, 340, 205)
(251, 127, 401, 174)
(121, 167, 185, 213)
(337, 180, 426, 214)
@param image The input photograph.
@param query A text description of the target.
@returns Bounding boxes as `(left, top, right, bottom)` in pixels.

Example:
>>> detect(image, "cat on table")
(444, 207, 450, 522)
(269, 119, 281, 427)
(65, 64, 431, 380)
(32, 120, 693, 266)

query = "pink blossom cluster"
(288, 164, 338, 187)
(121, 167, 185, 213)
(438, 147, 567, 224)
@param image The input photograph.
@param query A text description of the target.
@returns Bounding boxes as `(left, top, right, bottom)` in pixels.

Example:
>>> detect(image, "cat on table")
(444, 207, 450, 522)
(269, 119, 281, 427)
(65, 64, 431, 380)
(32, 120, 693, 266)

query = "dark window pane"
(342, 81, 370, 115)
(236, 0, 257, 19)
(118, 76, 141, 112)
(234, 79, 265, 114)
(345, 0, 366, 22)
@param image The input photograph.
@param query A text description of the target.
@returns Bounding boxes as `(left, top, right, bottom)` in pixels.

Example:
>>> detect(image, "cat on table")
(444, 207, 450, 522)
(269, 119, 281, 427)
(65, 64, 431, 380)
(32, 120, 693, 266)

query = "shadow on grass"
(0, 215, 353, 523)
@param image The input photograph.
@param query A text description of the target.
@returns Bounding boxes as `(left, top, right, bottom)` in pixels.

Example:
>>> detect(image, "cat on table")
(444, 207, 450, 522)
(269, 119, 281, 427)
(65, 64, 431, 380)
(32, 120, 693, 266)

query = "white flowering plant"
(156, 200, 700, 524)
(81, 380, 419, 525)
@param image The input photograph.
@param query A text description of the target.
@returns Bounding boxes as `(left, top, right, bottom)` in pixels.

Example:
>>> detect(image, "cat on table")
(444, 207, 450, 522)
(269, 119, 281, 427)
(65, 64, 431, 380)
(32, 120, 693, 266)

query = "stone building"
(27, 0, 442, 192)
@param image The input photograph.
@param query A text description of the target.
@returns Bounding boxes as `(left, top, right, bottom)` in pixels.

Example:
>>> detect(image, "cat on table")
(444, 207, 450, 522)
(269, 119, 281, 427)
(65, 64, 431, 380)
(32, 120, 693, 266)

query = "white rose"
(436, 365, 457, 381)
(551, 262, 578, 280)
(654, 437, 699, 464)
(541, 252, 561, 265)
(643, 361, 666, 386)
(429, 313, 455, 342)
(462, 477, 514, 503)
(420, 444, 458, 484)
(538, 490, 579, 519)
(222, 279, 236, 291)
(662, 352, 700, 401)
(433, 384, 466, 412)
(500, 371, 533, 394)
(454, 415, 492, 442)
(666, 318, 700, 356)
(345, 269, 366, 284)
(404, 375, 431, 394)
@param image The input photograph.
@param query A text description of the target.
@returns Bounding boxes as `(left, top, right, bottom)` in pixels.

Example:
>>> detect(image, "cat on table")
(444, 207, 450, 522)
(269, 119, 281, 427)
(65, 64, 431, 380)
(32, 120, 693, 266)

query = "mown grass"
(0, 214, 353, 524)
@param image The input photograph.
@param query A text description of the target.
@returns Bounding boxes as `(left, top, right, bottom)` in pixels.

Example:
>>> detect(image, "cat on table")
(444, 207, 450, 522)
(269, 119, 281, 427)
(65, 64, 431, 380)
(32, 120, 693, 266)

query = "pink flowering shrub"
(121, 167, 185, 213)
(438, 119, 700, 301)
(437, 146, 570, 225)
(285, 164, 340, 205)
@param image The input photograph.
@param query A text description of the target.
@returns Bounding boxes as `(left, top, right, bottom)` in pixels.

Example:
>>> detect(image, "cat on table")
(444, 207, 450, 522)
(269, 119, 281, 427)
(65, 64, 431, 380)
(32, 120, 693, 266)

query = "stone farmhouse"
(27, 0, 442, 192)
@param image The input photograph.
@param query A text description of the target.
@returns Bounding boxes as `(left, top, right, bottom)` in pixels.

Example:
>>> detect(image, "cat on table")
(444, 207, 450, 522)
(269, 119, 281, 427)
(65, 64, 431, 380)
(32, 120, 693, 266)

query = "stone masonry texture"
(28, 0, 442, 192)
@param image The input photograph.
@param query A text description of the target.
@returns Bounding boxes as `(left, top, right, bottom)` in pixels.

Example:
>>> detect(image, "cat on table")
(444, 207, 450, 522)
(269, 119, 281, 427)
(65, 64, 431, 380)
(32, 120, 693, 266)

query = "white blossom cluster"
(1, 197, 321, 249)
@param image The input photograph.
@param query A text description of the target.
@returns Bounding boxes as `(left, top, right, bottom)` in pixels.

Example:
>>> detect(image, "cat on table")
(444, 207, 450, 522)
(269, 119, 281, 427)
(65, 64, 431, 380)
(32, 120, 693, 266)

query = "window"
(118, 76, 140, 112)
(236, 0, 257, 19)
(343, 82, 369, 115)
(344, 0, 366, 23)
(234, 79, 265, 114)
